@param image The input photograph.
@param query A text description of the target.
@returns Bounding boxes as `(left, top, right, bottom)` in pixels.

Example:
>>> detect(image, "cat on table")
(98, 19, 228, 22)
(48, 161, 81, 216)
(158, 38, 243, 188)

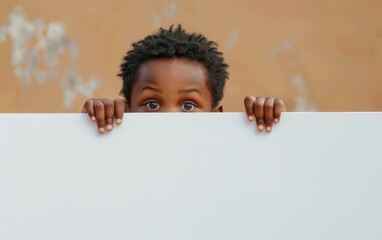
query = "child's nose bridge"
(160, 106, 181, 112)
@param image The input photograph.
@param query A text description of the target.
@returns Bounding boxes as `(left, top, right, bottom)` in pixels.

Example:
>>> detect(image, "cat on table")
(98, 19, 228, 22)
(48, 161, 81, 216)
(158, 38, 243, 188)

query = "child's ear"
(124, 100, 131, 112)
(212, 102, 223, 112)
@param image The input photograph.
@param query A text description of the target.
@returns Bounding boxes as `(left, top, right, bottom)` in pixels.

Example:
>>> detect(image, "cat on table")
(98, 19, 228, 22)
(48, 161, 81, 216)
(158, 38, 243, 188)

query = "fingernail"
(274, 118, 279, 123)
(266, 126, 272, 132)
(99, 128, 105, 133)
(248, 115, 254, 121)
(106, 125, 112, 130)
(91, 116, 96, 121)
(116, 119, 122, 124)
(257, 125, 264, 131)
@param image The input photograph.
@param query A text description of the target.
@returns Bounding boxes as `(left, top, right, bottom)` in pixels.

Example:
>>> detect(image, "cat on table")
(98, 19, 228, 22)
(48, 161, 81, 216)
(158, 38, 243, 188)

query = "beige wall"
(1, 0, 381, 112)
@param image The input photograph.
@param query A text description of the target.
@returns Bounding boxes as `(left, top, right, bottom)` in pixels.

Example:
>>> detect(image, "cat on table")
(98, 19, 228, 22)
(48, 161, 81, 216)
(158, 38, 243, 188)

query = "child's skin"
(82, 57, 286, 134)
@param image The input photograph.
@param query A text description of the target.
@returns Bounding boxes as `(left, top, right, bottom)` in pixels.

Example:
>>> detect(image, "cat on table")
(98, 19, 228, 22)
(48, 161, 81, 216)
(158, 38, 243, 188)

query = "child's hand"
(81, 98, 127, 134)
(244, 96, 286, 133)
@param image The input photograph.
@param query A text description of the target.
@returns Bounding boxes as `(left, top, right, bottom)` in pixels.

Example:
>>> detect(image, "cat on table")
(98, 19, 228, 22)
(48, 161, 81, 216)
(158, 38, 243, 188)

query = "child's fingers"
(244, 96, 256, 121)
(254, 97, 266, 132)
(114, 99, 126, 124)
(104, 99, 115, 131)
(274, 98, 286, 123)
(82, 99, 96, 122)
(264, 97, 275, 132)
(94, 99, 106, 134)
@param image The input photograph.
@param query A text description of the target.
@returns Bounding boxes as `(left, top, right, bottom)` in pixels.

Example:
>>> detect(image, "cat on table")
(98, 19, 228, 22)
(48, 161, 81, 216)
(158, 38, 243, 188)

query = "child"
(82, 25, 286, 134)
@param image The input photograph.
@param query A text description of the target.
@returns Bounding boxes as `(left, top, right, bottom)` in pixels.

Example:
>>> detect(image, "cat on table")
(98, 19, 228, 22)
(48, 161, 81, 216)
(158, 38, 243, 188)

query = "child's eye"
(144, 100, 160, 111)
(180, 101, 196, 111)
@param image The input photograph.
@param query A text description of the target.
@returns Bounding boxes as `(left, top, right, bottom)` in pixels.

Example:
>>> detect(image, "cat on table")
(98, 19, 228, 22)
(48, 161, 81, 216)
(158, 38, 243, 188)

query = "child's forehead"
(134, 58, 210, 87)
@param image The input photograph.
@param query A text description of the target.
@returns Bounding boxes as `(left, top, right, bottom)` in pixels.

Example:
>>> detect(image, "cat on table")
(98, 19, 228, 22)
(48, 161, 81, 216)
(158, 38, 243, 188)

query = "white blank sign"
(1, 113, 382, 240)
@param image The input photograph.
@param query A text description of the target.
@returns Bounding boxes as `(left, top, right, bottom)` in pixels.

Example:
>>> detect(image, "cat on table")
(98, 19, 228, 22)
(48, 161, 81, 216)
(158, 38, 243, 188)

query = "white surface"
(0, 113, 382, 240)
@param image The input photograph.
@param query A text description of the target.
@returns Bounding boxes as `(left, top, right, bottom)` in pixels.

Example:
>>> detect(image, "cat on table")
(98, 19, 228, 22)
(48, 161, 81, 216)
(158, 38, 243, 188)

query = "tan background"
(1, 0, 381, 112)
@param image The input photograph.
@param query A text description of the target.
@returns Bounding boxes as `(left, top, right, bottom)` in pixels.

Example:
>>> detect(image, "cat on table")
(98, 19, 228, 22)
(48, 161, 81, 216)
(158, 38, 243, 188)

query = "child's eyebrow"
(177, 89, 201, 95)
(140, 86, 162, 93)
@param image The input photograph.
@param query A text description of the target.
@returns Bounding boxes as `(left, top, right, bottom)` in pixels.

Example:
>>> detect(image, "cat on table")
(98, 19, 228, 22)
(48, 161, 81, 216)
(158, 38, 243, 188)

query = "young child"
(82, 25, 286, 134)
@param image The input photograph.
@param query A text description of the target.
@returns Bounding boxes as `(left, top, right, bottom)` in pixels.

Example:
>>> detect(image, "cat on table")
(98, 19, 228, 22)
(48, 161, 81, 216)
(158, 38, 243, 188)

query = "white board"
(0, 113, 382, 240)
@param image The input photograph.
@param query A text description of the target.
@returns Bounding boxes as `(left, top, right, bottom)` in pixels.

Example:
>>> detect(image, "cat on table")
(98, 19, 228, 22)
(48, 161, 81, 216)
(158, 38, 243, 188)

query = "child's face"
(129, 58, 222, 112)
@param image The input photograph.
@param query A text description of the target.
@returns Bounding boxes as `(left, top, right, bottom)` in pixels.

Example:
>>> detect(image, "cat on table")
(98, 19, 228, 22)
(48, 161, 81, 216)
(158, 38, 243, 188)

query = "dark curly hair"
(118, 25, 229, 108)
